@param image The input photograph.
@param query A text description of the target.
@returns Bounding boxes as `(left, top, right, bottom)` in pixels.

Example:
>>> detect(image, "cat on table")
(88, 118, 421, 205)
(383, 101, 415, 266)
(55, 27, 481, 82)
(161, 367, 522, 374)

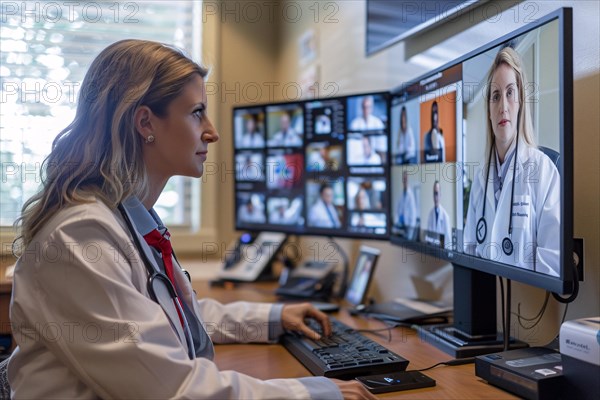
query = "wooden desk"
(1, 280, 14, 354)
(1, 281, 11, 333)
(1, 275, 515, 398)
(193, 280, 517, 399)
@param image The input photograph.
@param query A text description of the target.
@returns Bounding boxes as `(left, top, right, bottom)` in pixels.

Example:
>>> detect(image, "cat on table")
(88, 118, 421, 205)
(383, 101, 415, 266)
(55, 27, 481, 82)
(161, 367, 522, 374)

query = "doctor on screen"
(308, 183, 341, 228)
(423, 101, 445, 163)
(396, 171, 417, 228)
(238, 198, 266, 224)
(463, 47, 560, 276)
(396, 106, 417, 164)
(269, 112, 302, 147)
(426, 181, 452, 249)
(360, 136, 382, 165)
(239, 114, 264, 148)
(350, 96, 385, 131)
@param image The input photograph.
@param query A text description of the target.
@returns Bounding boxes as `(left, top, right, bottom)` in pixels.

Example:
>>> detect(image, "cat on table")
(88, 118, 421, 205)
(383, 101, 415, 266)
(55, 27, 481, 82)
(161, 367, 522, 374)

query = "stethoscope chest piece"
(502, 237, 514, 256)
(476, 217, 487, 244)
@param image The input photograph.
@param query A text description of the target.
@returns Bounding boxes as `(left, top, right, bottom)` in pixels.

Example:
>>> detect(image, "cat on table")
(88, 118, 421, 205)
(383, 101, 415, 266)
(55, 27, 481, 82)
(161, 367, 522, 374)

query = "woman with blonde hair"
(463, 46, 560, 276)
(8, 39, 374, 400)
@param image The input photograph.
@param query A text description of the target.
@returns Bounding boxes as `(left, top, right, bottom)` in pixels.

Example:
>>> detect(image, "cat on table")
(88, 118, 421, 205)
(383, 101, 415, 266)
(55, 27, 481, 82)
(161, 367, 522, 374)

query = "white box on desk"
(559, 316, 600, 400)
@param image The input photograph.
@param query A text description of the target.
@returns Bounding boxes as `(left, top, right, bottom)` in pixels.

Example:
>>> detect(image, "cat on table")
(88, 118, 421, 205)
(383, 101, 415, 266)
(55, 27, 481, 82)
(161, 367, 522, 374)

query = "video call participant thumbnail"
(267, 109, 303, 147)
(235, 111, 265, 149)
(420, 91, 458, 164)
(266, 153, 304, 190)
(395, 170, 417, 229)
(267, 197, 304, 226)
(423, 101, 445, 163)
(306, 142, 341, 172)
(314, 110, 332, 134)
(347, 178, 385, 211)
(347, 95, 386, 131)
(237, 193, 266, 225)
(394, 105, 417, 164)
(347, 133, 386, 166)
(425, 180, 453, 249)
(307, 182, 343, 229)
(235, 152, 264, 182)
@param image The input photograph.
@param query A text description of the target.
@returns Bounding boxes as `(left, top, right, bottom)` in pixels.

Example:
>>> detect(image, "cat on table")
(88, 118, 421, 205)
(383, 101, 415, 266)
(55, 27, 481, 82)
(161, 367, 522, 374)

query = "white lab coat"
(238, 205, 266, 224)
(8, 200, 341, 399)
(464, 144, 560, 276)
(426, 205, 453, 249)
(350, 115, 385, 131)
(268, 128, 302, 147)
(240, 131, 265, 148)
(396, 188, 417, 228)
(396, 127, 416, 162)
(361, 152, 382, 165)
(308, 199, 341, 228)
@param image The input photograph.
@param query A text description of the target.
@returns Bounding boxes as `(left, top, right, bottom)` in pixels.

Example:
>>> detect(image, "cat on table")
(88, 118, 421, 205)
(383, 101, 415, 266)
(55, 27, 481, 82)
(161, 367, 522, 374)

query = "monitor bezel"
(389, 7, 574, 294)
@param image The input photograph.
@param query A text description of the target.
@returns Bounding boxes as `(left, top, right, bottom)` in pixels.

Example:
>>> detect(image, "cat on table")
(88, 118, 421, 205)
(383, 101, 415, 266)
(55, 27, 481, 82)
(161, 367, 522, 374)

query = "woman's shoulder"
(36, 198, 126, 243)
(57, 197, 118, 222)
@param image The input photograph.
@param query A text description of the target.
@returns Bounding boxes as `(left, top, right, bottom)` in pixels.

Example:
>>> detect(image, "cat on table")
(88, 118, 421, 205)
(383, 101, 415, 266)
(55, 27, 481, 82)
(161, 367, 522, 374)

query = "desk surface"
(194, 280, 516, 399)
(0, 276, 516, 398)
(1, 281, 12, 336)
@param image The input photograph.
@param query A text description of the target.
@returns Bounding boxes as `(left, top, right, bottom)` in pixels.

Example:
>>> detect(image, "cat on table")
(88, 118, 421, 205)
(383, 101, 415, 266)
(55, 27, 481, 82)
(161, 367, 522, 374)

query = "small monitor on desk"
(344, 245, 380, 307)
(280, 245, 380, 312)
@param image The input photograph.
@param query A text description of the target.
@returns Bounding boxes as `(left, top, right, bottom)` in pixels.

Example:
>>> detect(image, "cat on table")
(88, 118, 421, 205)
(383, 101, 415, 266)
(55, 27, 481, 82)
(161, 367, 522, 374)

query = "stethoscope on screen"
(475, 113, 520, 257)
(117, 203, 195, 359)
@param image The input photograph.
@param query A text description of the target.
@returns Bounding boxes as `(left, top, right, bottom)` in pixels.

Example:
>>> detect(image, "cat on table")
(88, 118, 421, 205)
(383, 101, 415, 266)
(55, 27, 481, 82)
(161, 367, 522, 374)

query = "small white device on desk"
(559, 316, 600, 400)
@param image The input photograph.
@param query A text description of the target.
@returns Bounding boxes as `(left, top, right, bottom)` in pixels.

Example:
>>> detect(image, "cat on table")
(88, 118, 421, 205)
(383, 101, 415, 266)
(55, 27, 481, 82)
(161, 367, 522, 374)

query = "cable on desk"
(350, 326, 394, 342)
(343, 319, 412, 342)
(351, 311, 417, 328)
(410, 357, 476, 372)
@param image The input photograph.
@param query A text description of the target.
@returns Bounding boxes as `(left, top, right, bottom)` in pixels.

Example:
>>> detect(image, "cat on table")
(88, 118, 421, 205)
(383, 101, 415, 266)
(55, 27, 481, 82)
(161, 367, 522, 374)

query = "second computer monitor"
(233, 92, 390, 239)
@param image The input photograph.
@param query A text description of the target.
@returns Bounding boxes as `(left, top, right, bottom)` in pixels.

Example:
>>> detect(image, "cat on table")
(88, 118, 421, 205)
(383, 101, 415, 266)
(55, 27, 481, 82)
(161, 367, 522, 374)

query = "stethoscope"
(476, 113, 520, 256)
(117, 203, 195, 359)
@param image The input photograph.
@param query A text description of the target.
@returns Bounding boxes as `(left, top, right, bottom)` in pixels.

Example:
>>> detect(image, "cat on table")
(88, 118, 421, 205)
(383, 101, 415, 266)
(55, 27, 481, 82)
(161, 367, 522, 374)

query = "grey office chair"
(0, 356, 9, 400)
(538, 146, 561, 171)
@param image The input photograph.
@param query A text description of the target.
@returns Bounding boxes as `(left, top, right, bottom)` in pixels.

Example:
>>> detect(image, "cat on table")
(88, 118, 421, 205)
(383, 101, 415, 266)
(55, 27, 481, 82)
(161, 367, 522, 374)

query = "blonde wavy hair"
(14, 39, 208, 250)
(484, 46, 536, 157)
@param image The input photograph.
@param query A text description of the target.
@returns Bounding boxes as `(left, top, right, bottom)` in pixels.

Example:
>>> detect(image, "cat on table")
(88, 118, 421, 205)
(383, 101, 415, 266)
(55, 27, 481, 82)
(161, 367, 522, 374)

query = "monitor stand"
(415, 264, 528, 358)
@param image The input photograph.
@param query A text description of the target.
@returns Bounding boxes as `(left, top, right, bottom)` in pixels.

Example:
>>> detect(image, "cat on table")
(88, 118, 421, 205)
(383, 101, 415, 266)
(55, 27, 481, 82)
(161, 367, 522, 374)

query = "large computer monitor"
(233, 92, 391, 240)
(389, 8, 573, 355)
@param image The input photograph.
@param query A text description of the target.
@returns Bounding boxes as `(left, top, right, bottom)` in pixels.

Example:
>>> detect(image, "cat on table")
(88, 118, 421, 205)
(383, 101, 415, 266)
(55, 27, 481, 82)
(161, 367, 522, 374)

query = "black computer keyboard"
(281, 317, 409, 379)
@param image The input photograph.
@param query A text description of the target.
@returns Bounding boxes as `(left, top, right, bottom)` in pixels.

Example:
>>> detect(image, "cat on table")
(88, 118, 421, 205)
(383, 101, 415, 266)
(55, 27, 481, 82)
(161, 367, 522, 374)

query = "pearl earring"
(145, 135, 155, 144)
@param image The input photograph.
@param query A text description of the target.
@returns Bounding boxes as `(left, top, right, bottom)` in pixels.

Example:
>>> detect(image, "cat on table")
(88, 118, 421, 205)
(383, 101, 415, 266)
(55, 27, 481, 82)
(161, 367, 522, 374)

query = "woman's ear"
(134, 105, 155, 141)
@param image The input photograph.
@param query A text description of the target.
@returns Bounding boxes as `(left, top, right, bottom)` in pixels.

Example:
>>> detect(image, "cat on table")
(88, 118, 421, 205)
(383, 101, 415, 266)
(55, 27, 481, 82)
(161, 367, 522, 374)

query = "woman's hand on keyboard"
(330, 379, 378, 400)
(281, 303, 331, 340)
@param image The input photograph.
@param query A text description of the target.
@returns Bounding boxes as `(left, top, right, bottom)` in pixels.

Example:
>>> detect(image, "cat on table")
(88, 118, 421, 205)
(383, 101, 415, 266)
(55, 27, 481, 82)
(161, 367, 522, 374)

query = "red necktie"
(143, 229, 185, 328)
